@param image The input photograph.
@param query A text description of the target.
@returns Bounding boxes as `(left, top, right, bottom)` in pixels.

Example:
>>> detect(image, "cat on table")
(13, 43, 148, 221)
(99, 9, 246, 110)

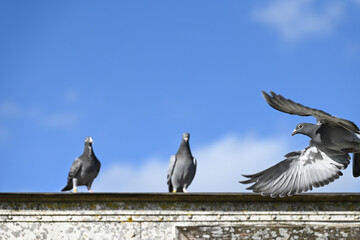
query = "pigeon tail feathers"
(353, 153, 360, 177)
(61, 183, 73, 192)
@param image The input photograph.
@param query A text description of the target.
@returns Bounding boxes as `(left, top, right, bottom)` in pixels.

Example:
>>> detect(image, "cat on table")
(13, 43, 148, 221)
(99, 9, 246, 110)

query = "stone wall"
(0, 193, 360, 239)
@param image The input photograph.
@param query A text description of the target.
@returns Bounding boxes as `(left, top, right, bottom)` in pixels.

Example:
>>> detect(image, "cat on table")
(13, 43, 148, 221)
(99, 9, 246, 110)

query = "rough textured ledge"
(1, 193, 360, 239)
(1, 192, 360, 202)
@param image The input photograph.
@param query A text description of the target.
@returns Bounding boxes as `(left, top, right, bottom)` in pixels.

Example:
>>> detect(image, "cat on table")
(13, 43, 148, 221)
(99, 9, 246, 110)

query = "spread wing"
(262, 91, 360, 133)
(67, 158, 82, 182)
(167, 155, 176, 188)
(240, 144, 350, 198)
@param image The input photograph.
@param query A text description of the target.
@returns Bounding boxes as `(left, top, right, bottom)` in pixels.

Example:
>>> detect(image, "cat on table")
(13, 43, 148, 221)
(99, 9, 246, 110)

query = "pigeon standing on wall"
(62, 136, 101, 192)
(241, 91, 360, 197)
(167, 132, 197, 193)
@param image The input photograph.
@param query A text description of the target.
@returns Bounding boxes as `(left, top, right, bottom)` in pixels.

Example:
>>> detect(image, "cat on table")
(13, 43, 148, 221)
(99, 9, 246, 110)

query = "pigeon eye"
(298, 125, 303, 129)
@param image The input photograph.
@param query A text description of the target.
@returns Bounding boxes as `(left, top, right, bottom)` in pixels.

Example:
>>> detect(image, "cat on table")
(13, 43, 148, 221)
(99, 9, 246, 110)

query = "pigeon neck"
(83, 143, 94, 157)
(302, 124, 320, 139)
(176, 141, 192, 157)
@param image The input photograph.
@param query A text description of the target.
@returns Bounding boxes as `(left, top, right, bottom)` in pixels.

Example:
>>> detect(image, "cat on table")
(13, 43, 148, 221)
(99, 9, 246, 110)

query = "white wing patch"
(241, 145, 350, 198)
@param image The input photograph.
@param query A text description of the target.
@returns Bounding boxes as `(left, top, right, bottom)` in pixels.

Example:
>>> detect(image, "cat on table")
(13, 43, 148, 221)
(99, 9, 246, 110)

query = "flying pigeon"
(167, 132, 197, 193)
(241, 91, 360, 197)
(62, 136, 101, 192)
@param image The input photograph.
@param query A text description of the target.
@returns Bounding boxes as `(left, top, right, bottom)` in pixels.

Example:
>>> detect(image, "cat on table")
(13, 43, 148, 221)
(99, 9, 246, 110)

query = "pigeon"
(62, 136, 101, 192)
(167, 132, 197, 193)
(241, 91, 360, 197)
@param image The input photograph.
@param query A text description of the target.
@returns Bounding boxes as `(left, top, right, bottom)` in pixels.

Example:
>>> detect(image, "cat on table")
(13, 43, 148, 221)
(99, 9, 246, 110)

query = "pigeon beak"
(184, 137, 189, 142)
(291, 130, 297, 136)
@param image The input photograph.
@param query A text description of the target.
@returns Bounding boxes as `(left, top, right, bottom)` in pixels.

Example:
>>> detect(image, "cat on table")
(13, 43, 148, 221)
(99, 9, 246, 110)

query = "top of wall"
(1, 192, 360, 202)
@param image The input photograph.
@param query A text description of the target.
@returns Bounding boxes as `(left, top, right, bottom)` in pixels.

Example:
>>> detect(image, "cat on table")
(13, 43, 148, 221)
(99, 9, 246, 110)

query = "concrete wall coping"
(2, 193, 360, 239)
(1, 192, 360, 202)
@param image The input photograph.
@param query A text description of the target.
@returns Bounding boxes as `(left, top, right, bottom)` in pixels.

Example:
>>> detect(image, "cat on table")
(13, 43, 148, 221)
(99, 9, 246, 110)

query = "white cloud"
(63, 89, 80, 104)
(0, 125, 9, 144)
(93, 158, 168, 192)
(191, 134, 287, 192)
(93, 133, 360, 194)
(0, 101, 20, 118)
(352, 0, 360, 5)
(42, 112, 80, 128)
(0, 101, 19, 144)
(0, 98, 80, 129)
(93, 134, 289, 192)
(252, 0, 344, 42)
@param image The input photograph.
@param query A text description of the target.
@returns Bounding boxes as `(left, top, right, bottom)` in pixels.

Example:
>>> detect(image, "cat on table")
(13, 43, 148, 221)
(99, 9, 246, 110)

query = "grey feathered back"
(61, 137, 101, 192)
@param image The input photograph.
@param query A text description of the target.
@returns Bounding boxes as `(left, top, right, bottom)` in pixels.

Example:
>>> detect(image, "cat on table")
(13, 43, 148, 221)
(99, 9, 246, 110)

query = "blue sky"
(0, 0, 359, 193)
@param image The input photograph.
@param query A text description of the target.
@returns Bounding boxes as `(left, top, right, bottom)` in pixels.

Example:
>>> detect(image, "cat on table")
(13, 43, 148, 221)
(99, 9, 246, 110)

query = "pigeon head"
(182, 132, 190, 142)
(85, 136, 94, 144)
(292, 123, 317, 137)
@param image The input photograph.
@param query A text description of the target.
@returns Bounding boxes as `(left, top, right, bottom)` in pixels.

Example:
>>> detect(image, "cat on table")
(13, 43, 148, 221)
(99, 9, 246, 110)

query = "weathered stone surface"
(176, 224, 360, 240)
(0, 193, 359, 239)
